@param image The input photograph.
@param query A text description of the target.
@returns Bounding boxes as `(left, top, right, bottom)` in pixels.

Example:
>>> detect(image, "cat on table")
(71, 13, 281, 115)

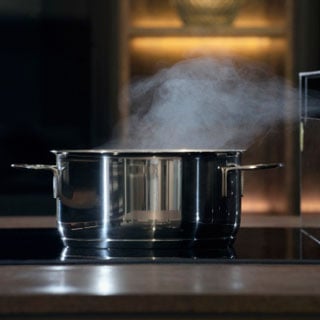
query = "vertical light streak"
(196, 157, 200, 222)
(102, 156, 110, 234)
(150, 159, 159, 231)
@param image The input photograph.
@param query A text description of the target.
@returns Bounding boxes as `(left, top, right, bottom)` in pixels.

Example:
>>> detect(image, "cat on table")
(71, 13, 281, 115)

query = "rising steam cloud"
(105, 56, 296, 150)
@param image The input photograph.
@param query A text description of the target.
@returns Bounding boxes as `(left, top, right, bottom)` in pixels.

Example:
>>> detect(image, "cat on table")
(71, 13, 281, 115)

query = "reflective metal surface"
(51, 149, 246, 154)
(12, 150, 282, 250)
(56, 154, 184, 248)
(53, 151, 243, 248)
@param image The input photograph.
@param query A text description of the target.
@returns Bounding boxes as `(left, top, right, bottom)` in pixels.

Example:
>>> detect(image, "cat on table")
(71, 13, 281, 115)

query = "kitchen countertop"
(3, 213, 320, 228)
(0, 214, 306, 228)
(0, 264, 320, 318)
(0, 215, 319, 319)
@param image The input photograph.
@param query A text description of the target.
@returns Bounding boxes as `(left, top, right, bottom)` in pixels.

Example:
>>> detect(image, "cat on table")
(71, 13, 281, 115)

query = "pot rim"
(51, 148, 245, 155)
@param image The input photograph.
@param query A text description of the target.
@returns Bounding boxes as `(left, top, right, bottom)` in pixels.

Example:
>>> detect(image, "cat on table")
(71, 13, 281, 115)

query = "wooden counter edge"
(0, 292, 319, 315)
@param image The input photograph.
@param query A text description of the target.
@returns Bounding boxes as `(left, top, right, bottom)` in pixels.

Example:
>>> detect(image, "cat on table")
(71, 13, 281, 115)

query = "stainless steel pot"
(12, 149, 282, 249)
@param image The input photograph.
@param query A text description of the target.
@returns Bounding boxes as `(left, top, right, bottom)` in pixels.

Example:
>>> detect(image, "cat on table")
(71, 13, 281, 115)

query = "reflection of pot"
(173, 0, 241, 26)
(12, 149, 282, 249)
(60, 246, 237, 261)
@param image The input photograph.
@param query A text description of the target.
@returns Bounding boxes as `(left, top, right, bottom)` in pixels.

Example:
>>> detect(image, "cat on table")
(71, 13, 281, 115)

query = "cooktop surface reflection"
(0, 227, 319, 264)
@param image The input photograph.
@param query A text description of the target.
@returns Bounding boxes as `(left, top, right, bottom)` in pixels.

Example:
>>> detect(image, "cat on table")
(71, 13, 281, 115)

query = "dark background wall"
(0, 0, 119, 215)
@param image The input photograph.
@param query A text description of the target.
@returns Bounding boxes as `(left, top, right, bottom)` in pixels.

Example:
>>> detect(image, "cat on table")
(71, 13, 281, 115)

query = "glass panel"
(300, 71, 320, 242)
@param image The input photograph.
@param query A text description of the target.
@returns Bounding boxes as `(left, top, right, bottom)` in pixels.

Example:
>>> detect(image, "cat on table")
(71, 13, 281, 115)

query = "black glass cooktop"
(0, 227, 319, 264)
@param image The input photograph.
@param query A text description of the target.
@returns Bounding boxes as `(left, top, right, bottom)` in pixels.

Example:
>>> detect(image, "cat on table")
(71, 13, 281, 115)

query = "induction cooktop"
(0, 227, 319, 264)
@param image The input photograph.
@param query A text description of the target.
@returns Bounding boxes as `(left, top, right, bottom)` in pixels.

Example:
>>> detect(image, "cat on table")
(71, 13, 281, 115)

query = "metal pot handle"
(11, 164, 59, 198)
(220, 163, 283, 197)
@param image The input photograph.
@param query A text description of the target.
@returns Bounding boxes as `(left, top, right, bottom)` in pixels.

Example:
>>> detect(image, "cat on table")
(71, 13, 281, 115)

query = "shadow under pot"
(12, 149, 282, 249)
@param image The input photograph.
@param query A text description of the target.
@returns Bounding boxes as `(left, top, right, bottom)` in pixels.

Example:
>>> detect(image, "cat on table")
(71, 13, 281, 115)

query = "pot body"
(54, 151, 241, 249)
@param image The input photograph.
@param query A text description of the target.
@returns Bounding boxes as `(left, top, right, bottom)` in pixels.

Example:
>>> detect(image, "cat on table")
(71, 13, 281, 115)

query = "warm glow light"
(242, 198, 320, 215)
(132, 36, 272, 50)
(132, 17, 279, 28)
(131, 14, 283, 29)
(301, 198, 320, 214)
(132, 18, 182, 28)
(131, 36, 285, 59)
(242, 197, 286, 214)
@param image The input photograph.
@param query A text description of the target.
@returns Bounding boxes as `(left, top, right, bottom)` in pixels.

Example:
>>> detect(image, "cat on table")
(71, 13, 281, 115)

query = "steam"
(105, 56, 297, 150)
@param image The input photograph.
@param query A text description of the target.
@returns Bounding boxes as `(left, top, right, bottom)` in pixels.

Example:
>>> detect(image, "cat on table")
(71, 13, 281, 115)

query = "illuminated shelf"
(129, 26, 286, 38)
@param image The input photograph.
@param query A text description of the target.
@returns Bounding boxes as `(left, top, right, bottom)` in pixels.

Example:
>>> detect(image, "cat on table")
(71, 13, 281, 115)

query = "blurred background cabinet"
(116, 0, 317, 216)
(1, 0, 320, 216)
(119, 0, 293, 86)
